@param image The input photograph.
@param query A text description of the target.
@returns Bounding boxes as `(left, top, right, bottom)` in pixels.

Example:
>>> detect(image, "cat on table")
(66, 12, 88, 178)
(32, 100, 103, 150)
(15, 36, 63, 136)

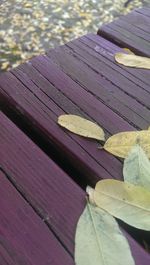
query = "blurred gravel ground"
(0, 0, 149, 71)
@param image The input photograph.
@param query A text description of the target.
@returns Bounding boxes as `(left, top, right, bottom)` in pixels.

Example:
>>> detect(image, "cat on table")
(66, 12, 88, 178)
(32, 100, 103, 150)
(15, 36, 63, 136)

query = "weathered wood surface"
(1, 32, 150, 186)
(1, 8, 150, 263)
(136, 7, 150, 17)
(1, 113, 150, 265)
(0, 63, 124, 184)
(47, 34, 150, 117)
(0, 112, 85, 255)
(80, 34, 150, 87)
(98, 8, 150, 57)
(0, 170, 73, 265)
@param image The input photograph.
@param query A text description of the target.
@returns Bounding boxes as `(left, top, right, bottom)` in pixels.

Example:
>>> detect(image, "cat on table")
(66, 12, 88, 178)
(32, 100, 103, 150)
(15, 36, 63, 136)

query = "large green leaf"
(123, 145, 150, 190)
(75, 202, 135, 265)
(93, 179, 150, 230)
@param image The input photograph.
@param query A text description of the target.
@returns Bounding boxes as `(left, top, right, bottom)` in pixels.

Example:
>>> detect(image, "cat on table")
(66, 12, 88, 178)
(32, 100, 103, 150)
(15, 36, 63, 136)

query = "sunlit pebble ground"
(0, 0, 149, 71)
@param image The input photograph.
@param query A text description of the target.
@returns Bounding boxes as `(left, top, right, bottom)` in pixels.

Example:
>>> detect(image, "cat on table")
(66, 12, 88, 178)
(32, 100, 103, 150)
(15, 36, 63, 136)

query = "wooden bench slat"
(108, 17, 150, 43)
(0, 112, 85, 254)
(1, 33, 150, 185)
(0, 170, 73, 265)
(98, 25, 150, 57)
(47, 43, 150, 109)
(107, 19, 150, 42)
(98, 9, 150, 57)
(84, 34, 150, 87)
(1, 112, 150, 265)
(30, 56, 135, 133)
(46, 36, 150, 127)
(0, 73, 119, 184)
(136, 7, 150, 18)
(1, 36, 150, 187)
(121, 11, 150, 34)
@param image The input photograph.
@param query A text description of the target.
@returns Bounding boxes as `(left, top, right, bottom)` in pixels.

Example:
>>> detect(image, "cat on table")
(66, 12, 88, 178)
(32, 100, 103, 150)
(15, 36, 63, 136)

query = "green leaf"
(93, 179, 150, 230)
(75, 202, 135, 265)
(123, 145, 150, 190)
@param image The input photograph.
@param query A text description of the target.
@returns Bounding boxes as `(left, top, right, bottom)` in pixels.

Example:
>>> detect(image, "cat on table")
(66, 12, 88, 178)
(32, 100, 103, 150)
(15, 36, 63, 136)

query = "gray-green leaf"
(75, 202, 135, 265)
(123, 145, 150, 190)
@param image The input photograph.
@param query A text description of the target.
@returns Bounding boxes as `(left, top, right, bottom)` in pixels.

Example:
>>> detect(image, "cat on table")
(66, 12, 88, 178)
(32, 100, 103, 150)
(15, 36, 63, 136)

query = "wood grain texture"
(0, 70, 119, 184)
(0, 113, 150, 265)
(84, 34, 150, 87)
(46, 35, 150, 125)
(112, 18, 150, 42)
(0, 170, 73, 265)
(30, 56, 134, 133)
(0, 112, 85, 254)
(136, 7, 150, 18)
(121, 11, 150, 34)
(0, 35, 150, 186)
(98, 9, 150, 57)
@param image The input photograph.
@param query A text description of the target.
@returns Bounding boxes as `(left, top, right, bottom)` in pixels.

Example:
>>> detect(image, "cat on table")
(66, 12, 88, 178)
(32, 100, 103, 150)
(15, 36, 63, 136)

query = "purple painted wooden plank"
(82, 35, 150, 92)
(0, 170, 73, 265)
(98, 10, 150, 57)
(11, 64, 124, 180)
(0, 36, 149, 185)
(84, 34, 150, 87)
(31, 55, 135, 132)
(122, 11, 150, 34)
(0, 114, 150, 265)
(113, 19, 150, 42)
(99, 25, 150, 57)
(136, 7, 150, 18)
(0, 35, 149, 185)
(0, 72, 121, 183)
(0, 112, 86, 254)
(53, 36, 150, 90)
(46, 37, 150, 128)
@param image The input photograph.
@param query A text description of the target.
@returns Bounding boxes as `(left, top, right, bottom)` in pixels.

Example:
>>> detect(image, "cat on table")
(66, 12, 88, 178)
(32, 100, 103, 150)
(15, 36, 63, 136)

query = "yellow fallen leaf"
(75, 202, 135, 265)
(104, 130, 150, 158)
(123, 48, 134, 54)
(123, 145, 150, 190)
(24, 3, 32, 8)
(53, 7, 62, 13)
(58, 115, 105, 141)
(115, 53, 150, 69)
(92, 179, 150, 230)
(79, 12, 88, 16)
(1, 61, 10, 70)
(28, 26, 35, 32)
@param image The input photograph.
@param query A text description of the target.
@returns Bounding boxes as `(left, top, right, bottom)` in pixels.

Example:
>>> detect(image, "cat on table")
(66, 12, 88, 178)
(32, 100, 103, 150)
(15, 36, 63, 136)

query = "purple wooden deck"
(1, 113, 150, 265)
(0, 8, 150, 265)
(0, 112, 85, 256)
(0, 169, 73, 265)
(98, 7, 150, 57)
